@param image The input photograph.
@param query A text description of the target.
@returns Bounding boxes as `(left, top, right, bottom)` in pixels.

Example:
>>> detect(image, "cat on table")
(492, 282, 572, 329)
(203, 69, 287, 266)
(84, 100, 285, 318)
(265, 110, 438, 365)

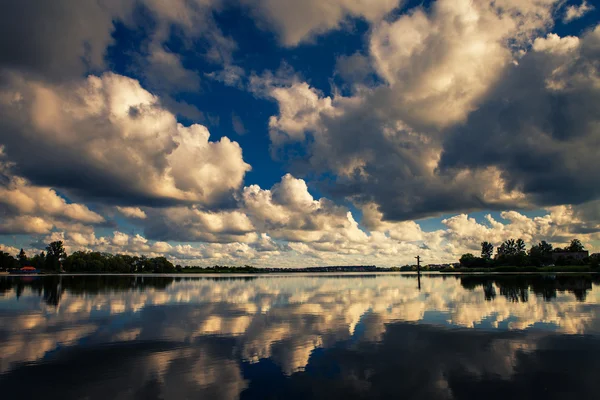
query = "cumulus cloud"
(47, 171, 597, 266)
(0, 72, 250, 207)
(1, 0, 599, 267)
(439, 27, 600, 210)
(255, 1, 600, 224)
(254, 70, 530, 221)
(533, 33, 580, 54)
(242, 174, 368, 245)
(0, 174, 104, 235)
(143, 207, 257, 243)
(0, 0, 236, 122)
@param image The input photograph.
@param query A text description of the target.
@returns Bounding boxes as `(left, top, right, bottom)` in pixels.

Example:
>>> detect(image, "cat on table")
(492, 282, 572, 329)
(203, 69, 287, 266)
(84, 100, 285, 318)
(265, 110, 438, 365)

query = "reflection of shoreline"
(2, 274, 600, 307)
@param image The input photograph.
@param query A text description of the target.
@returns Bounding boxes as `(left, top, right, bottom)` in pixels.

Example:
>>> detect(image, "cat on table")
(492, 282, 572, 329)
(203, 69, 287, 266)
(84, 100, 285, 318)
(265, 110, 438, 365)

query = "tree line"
(0, 241, 177, 273)
(459, 238, 598, 268)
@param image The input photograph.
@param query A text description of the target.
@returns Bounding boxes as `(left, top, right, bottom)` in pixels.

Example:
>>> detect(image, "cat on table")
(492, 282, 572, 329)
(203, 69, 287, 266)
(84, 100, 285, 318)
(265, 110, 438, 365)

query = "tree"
(45, 241, 67, 271)
(539, 240, 553, 255)
(481, 242, 494, 260)
(498, 239, 517, 257)
(497, 238, 528, 266)
(567, 239, 585, 252)
(459, 253, 487, 268)
(0, 251, 19, 270)
(529, 241, 553, 266)
(18, 248, 28, 267)
(516, 239, 526, 254)
(30, 252, 46, 270)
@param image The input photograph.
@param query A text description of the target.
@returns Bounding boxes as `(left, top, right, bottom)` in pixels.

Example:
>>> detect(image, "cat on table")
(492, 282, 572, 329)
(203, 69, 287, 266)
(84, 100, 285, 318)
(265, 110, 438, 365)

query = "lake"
(2, 273, 600, 399)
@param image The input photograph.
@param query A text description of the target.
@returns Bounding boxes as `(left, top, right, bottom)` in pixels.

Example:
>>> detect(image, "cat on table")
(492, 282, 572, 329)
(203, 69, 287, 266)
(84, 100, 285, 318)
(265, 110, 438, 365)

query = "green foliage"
(458, 237, 594, 270)
(442, 265, 594, 273)
(62, 252, 175, 273)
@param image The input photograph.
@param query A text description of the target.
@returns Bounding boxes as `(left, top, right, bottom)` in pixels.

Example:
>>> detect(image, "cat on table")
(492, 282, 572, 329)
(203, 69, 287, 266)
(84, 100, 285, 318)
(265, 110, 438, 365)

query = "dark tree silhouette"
(529, 241, 553, 266)
(567, 239, 585, 252)
(18, 248, 28, 267)
(481, 242, 494, 260)
(46, 241, 67, 272)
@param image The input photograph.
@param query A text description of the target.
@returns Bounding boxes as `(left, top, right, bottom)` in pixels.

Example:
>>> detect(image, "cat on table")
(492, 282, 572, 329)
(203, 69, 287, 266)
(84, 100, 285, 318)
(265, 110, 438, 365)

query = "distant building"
(551, 251, 589, 261)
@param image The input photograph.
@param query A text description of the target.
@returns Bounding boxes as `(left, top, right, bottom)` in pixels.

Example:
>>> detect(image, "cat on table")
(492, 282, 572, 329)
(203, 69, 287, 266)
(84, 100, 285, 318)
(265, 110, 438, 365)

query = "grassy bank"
(440, 265, 597, 273)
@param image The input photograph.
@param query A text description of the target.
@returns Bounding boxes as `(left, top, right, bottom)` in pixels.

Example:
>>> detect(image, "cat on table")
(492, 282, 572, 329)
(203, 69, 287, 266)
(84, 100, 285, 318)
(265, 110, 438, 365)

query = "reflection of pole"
(415, 255, 422, 291)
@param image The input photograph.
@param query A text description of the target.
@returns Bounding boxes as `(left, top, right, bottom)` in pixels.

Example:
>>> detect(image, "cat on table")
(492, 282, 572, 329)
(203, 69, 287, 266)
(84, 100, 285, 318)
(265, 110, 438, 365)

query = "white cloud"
(266, 82, 335, 147)
(0, 174, 104, 235)
(242, 174, 368, 244)
(533, 33, 580, 55)
(243, 0, 402, 46)
(0, 72, 251, 207)
(0, 177, 103, 224)
(256, 3, 600, 226)
(144, 207, 257, 243)
(564, 1, 594, 23)
(116, 206, 147, 219)
(369, 0, 560, 128)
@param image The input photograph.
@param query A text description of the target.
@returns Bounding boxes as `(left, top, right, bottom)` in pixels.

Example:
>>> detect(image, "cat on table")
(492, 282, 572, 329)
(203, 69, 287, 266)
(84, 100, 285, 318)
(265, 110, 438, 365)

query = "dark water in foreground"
(2, 274, 600, 399)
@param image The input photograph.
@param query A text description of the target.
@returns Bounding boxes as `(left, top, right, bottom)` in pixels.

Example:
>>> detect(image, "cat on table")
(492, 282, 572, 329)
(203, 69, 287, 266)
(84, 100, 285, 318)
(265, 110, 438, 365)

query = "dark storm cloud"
(0, 0, 132, 80)
(440, 29, 600, 208)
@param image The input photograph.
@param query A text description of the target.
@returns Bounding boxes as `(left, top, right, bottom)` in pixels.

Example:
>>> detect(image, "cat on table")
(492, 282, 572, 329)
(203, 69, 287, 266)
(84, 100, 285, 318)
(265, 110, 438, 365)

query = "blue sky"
(0, 0, 599, 266)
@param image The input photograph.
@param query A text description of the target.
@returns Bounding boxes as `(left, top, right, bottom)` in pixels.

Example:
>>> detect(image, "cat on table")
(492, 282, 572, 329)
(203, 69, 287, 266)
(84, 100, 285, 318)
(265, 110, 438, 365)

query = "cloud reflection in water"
(1, 274, 600, 399)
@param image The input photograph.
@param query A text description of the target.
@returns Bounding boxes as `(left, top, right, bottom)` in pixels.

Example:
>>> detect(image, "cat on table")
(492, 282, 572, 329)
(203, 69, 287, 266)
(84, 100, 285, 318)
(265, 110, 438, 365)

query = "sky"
(0, 0, 599, 267)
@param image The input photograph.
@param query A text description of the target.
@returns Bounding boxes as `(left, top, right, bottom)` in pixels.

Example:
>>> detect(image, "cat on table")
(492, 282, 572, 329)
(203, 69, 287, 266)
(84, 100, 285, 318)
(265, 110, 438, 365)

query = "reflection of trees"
(483, 282, 496, 301)
(460, 275, 599, 303)
(499, 281, 529, 303)
(0, 275, 175, 307)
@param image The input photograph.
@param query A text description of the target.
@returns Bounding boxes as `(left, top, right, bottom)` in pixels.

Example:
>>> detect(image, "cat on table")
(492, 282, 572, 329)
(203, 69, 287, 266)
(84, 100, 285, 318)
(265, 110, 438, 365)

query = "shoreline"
(2, 270, 599, 277)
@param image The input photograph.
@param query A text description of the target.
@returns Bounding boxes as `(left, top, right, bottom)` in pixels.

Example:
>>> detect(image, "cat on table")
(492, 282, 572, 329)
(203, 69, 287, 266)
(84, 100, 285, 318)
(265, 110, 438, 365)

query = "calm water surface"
(2, 273, 600, 399)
